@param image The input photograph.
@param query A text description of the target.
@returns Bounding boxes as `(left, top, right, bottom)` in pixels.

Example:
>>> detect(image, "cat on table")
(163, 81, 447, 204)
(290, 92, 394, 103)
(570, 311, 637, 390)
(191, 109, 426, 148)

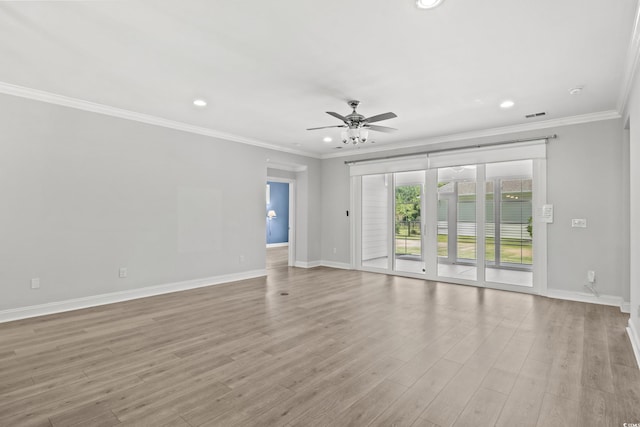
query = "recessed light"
(416, 0, 444, 9)
(569, 86, 584, 95)
(193, 99, 207, 107)
(323, 136, 333, 143)
(500, 100, 515, 109)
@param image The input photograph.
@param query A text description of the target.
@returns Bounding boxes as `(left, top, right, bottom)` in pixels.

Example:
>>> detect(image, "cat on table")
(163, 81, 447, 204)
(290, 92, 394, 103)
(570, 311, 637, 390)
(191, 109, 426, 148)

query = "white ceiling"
(0, 0, 637, 158)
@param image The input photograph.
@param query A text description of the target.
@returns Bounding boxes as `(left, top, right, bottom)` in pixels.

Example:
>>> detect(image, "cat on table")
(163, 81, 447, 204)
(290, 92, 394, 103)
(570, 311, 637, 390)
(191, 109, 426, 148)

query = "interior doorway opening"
(266, 176, 296, 268)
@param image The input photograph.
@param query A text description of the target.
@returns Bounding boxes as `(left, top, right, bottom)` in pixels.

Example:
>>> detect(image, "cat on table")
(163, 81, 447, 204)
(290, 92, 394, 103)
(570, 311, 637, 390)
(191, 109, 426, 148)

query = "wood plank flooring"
(0, 250, 638, 426)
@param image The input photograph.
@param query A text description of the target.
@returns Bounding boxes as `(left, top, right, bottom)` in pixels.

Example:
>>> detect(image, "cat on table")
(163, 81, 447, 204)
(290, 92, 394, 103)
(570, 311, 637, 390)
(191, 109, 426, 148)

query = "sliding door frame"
(350, 141, 548, 295)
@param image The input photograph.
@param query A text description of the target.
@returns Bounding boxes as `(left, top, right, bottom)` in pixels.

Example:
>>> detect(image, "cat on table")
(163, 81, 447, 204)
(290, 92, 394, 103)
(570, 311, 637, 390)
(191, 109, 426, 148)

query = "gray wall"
(0, 89, 631, 313)
(627, 67, 640, 337)
(0, 93, 320, 310)
(320, 118, 629, 301)
(267, 168, 297, 180)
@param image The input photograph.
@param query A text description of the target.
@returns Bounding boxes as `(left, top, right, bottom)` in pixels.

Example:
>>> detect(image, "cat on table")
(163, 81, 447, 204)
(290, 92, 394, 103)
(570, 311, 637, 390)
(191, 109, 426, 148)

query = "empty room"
(1, 0, 640, 426)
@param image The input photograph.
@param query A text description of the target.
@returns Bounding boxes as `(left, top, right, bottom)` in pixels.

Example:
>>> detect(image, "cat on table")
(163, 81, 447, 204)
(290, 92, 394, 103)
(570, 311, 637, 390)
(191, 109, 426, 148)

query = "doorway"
(266, 177, 295, 268)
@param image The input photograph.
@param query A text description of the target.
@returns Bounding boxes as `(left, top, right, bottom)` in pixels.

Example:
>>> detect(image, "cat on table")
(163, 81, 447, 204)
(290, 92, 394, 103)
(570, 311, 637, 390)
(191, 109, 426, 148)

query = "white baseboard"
(545, 289, 630, 313)
(266, 242, 289, 248)
(294, 260, 321, 268)
(627, 320, 640, 369)
(0, 269, 267, 324)
(319, 260, 352, 270)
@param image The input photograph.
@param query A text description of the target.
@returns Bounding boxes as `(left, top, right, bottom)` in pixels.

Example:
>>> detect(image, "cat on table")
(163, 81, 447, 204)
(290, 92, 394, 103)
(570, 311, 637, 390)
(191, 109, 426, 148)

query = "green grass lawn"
(437, 234, 532, 264)
(395, 238, 420, 256)
(396, 234, 532, 264)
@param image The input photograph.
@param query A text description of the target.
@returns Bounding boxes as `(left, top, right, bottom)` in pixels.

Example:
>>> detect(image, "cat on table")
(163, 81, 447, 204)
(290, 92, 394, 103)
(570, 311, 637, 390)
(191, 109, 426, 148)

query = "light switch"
(571, 218, 587, 228)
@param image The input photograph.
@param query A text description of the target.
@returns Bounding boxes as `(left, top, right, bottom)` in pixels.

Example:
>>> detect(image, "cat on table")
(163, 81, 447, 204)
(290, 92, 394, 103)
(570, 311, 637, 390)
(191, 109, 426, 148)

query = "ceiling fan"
(307, 100, 398, 144)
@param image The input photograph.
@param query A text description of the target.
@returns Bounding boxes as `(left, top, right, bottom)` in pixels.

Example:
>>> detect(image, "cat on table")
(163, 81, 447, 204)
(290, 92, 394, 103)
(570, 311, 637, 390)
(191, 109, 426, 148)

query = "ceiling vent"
(525, 112, 547, 119)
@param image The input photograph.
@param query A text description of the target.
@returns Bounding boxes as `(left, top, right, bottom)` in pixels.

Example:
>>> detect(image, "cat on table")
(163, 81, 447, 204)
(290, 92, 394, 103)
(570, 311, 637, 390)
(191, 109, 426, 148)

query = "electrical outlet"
(31, 278, 40, 289)
(587, 270, 595, 283)
(239, 255, 245, 264)
(119, 267, 127, 278)
(571, 218, 587, 228)
(333, 247, 337, 254)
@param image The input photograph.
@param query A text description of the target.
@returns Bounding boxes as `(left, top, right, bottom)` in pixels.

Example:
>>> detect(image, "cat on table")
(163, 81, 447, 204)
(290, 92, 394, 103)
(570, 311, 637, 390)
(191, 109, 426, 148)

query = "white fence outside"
(437, 222, 532, 240)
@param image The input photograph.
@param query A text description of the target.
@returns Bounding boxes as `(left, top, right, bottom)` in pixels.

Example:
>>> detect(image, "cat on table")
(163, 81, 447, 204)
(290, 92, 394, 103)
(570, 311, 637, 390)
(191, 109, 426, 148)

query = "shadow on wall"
(266, 181, 289, 244)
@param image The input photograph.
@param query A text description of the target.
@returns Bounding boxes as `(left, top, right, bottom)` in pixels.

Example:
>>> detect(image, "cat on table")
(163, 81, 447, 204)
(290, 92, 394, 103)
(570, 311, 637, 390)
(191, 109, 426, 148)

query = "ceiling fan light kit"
(307, 100, 397, 146)
(342, 128, 369, 144)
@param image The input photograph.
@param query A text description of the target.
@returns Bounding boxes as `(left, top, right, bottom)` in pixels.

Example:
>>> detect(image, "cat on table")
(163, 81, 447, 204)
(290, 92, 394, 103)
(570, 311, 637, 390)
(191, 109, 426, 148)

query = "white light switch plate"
(540, 204, 553, 223)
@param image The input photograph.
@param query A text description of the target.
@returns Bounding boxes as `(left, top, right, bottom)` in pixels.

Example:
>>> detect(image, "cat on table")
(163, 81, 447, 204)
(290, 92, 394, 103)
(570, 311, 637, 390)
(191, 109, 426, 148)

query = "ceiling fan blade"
(364, 112, 397, 123)
(365, 124, 398, 133)
(306, 125, 347, 131)
(326, 111, 349, 122)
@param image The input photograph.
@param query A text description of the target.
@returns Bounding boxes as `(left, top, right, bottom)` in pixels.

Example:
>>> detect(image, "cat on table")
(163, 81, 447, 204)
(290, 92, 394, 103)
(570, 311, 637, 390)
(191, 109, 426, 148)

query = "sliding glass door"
(361, 174, 390, 270)
(484, 160, 533, 287)
(358, 171, 426, 276)
(437, 166, 478, 281)
(353, 141, 546, 294)
(394, 171, 425, 275)
(433, 161, 537, 289)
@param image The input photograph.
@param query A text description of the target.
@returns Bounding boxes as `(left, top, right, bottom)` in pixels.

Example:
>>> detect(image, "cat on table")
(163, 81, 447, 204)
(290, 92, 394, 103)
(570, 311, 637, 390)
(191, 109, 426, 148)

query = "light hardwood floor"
(1, 253, 638, 427)
(266, 246, 289, 270)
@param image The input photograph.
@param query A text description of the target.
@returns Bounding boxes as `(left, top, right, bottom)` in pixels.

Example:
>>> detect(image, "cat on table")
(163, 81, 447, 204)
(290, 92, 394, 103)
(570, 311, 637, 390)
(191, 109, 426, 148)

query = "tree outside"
(395, 185, 421, 256)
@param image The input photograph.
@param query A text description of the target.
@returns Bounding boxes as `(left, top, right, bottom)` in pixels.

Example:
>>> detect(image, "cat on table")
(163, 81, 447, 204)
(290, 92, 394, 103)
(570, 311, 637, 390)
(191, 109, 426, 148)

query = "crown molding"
(0, 81, 622, 162)
(320, 110, 621, 159)
(0, 81, 322, 159)
(618, 0, 640, 118)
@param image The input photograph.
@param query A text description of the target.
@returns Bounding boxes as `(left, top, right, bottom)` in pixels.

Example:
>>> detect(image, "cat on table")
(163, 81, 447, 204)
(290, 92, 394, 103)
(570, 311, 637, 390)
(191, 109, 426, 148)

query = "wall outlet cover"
(571, 218, 587, 228)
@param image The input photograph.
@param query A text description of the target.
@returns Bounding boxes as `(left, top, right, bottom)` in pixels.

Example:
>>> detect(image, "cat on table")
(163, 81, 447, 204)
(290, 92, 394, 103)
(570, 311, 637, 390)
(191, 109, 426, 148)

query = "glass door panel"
(355, 154, 544, 294)
(457, 180, 477, 263)
(361, 174, 390, 270)
(485, 181, 496, 264)
(394, 171, 425, 274)
(484, 160, 533, 287)
(437, 198, 448, 258)
(437, 166, 477, 281)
